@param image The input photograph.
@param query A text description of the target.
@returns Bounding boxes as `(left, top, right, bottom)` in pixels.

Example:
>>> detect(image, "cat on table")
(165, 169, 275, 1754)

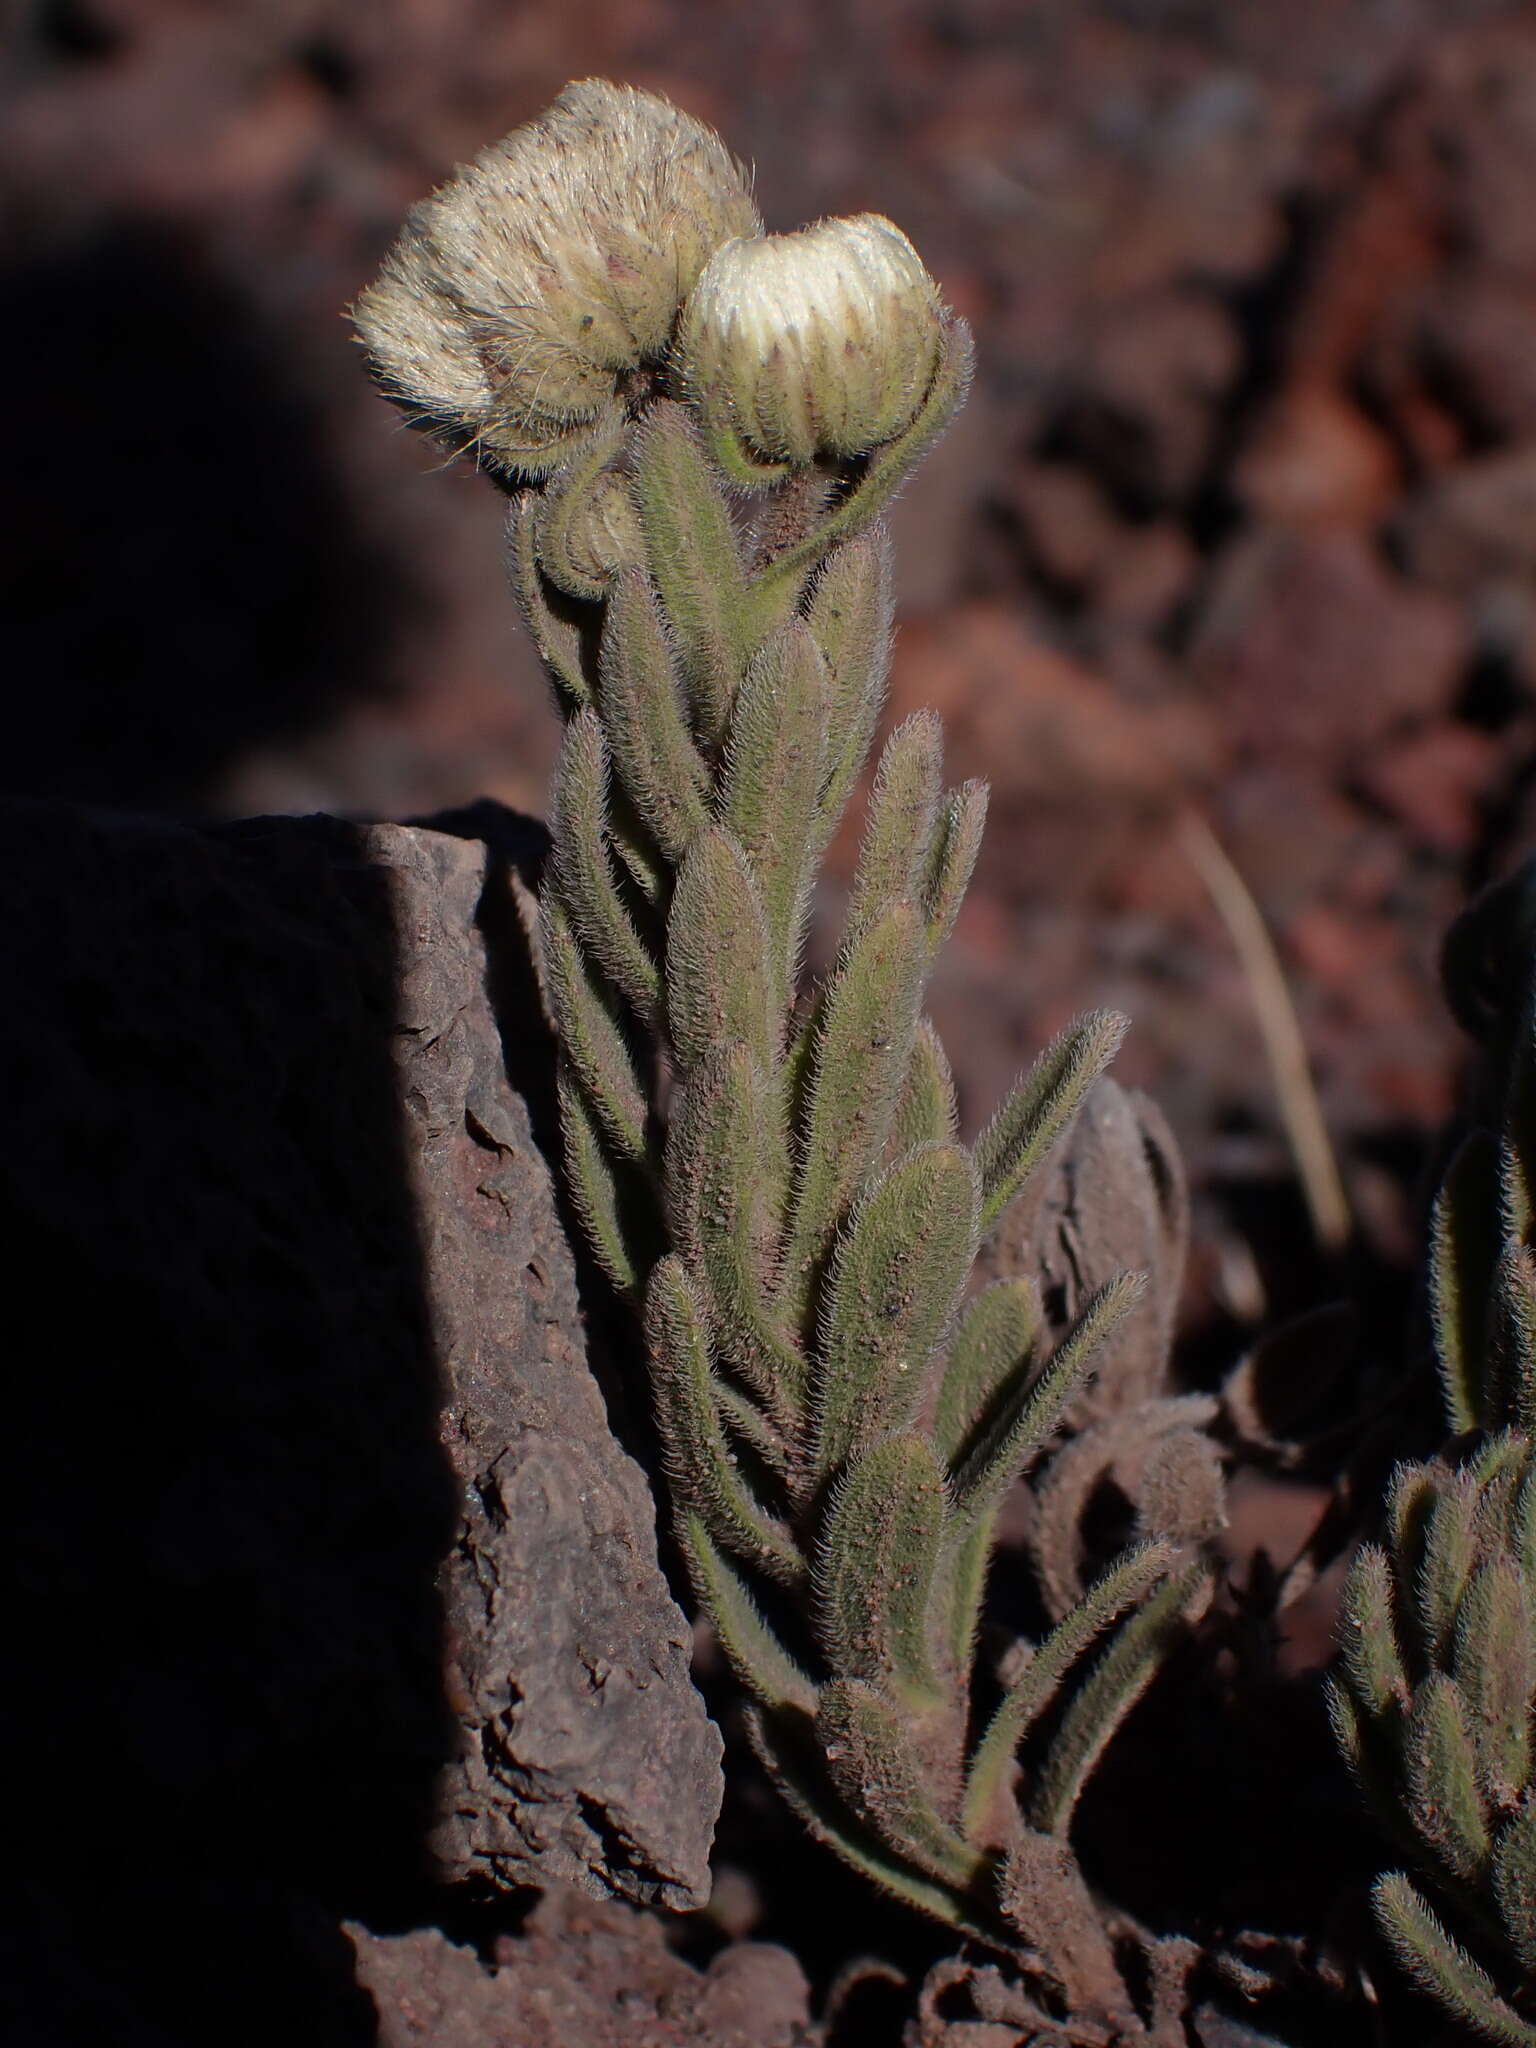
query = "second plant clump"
(355, 78, 1211, 2019)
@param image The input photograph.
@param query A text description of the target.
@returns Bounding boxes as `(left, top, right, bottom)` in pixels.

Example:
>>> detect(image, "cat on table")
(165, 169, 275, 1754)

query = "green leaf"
(1431, 1132, 1501, 1434)
(540, 899, 649, 1164)
(920, 780, 988, 956)
(1490, 1247, 1536, 1436)
(843, 713, 942, 949)
(1503, 1023, 1536, 1250)
(975, 1010, 1129, 1233)
(556, 1063, 660, 1302)
(721, 620, 830, 999)
(951, 1274, 1144, 1528)
(665, 827, 776, 1072)
(629, 399, 750, 746)
(816, 1434, 947, 1702)
(932, 1278, 1041, 1472)
(1338, 1543, 1411, 1722)
(1405, 1673, 1492, 1885)
(534, 412, 631, 602)
(664, 1047, 802, 1416)
(598, 567, 712, 863)
(886, 1017, 959, 1162)
(680, 1513, 816, 1716)
(1386, 1462, 1440, 1671)
(508, 491, 591, 710)
(1328, 1674, 1418, 1853)
(962, 1542, 1174, 1845)
(937, 1512, 994, 1681)
(746, 1707, 995, 1937)
(1029, 1561, 1206, 1837)
(1454, 1556, 1536, 1812)
(1493, 1797, 1536, 1974)
(645, 1257, 802, 1583)
(806, 527, 892, 836)
(812, 1142, 979, 1476)
(1374, 1871, 1536, 2046)
(1418, 1474, 1482, 1670)
(780, 901, 927, 1321)
(816, 1679, 982, 1888)
(547, 710, 661, 1025)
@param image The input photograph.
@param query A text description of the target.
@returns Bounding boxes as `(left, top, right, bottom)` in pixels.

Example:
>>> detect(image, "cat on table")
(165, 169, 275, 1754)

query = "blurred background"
(7, 0, 1536, 1337)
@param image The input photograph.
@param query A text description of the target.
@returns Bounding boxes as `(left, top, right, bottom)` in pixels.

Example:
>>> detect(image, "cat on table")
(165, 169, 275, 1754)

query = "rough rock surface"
(388, 815, 722, 1906)
(3, 801, 719, 2044)
(349, 1887, 814, 2047)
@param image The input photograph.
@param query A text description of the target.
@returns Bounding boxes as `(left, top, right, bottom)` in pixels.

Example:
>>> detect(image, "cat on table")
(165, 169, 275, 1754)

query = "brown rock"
(350, 1888, 814, 2048)
(4, 802, 719, 2045)
(1191, 529, 1467, 765)
(1233, 386, 1398, 531)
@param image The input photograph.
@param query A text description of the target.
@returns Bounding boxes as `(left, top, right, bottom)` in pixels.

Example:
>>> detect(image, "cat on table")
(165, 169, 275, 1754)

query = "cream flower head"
(673, 214, 945, 467)
(353, 80, 760, 478)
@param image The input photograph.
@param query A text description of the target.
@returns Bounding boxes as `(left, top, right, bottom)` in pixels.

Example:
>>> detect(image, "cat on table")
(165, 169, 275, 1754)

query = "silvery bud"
(352, 79, 759, 479)
(674, 214, 945, 468)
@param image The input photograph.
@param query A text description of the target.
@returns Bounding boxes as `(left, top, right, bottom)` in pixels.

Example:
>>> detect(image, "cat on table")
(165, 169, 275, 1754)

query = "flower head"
(673, 214, 945, 467)
(352, 80, 759, 477)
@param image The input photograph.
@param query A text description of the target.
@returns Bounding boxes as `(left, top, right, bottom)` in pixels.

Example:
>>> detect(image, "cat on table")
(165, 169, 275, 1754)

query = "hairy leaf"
(629, 399, 749, 745)
(556, 1063, 660, 1302)
(952, 1274, 1144, 1528)
(1030, 1562, 1206, 1837)
(665, 1048, 801, 1416)
(746, 1707, 994, 1936)
(1431, 1132, 1501, 1434)
(817, 1678, 982, 1887)
(1405, 1674, 1492, 1885)
(646, 1257, 801, 1582)
(1454, 1556, 1536, 1812)
(722, 621, 830, 998)
(665, 828, 775, 1072)
(816, 1434, 947, 1702)
(1338, 1543, 1411, 1723)
(1418, 1475, 1482, 1670)
(598, 567, 712, 862)
(548, 710, 661, 1024)
(681, 1513, 816, 1716)
(975, 1010, 1129, 1232)
(813, 1142, 979, 1476)
(843, 713, 942, 950)
(806, 527, 893, 836)
(887, 1017, 960, 1162)
(1493, 1798, 1536, 1974)
(781, 901, 927, 1319)
(932, 1278, 1041, 1472)
(920, 779, 987, 956)
(508, 493, 591, 710)
(963, 1543, 1174, 1846)
(541, 899, 649, 1163)
(1374, 1872, 1536, 2046)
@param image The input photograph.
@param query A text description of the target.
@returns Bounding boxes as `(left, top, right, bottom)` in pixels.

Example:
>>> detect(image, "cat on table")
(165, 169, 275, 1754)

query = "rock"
(1190, 529, 1467, 766)
(349, 1887, 814, 2048)
(3, 801, 719, 2045)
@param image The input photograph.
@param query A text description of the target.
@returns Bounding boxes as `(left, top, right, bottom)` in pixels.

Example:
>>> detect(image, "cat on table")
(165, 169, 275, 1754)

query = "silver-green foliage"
(1334, 894, 1536, 2040)
(523, 368, 1196, 1936)
(355, 91, 1198, 1944)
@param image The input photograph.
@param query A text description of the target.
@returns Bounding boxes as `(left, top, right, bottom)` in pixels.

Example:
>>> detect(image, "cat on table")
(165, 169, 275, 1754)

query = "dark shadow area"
(0, 801, 459, 2046)
(0, 223, 413, 812)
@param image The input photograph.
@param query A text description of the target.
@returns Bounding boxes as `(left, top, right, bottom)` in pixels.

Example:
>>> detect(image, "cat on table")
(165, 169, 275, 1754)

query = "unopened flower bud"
(352, 80, 759, 479)
(674, 214, 945, 467)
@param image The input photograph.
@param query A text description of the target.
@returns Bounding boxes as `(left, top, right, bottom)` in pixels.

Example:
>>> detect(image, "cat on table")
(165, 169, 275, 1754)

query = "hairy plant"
(354, 79, 1207, 1984)
(1331, 865, 1536, 2043)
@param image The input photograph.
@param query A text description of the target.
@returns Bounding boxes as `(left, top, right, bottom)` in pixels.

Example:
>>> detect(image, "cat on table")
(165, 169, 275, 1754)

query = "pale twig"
(1181, 811, 1351, 1256)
